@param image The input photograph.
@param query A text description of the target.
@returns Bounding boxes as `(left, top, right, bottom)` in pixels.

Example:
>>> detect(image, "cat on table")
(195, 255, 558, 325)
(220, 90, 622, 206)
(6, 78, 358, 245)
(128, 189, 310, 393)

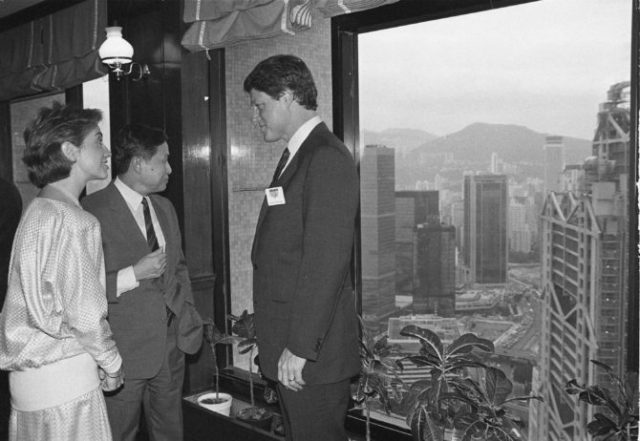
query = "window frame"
(331, 0, 639, 436)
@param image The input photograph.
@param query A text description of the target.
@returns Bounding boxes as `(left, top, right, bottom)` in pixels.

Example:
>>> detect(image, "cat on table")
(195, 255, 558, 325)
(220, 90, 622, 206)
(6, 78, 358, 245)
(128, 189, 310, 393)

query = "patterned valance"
(181, 0, 400, 52)
(0, 0, 107, 102)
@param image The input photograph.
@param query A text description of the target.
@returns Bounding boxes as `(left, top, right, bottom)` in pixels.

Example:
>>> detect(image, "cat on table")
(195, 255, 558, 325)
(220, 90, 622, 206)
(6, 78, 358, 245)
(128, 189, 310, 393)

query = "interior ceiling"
(0, 0, 48, 19)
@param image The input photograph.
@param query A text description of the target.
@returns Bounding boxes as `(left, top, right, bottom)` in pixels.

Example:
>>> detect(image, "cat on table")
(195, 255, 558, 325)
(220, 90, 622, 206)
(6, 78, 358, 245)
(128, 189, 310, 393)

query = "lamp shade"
(98, 26, 134, 66)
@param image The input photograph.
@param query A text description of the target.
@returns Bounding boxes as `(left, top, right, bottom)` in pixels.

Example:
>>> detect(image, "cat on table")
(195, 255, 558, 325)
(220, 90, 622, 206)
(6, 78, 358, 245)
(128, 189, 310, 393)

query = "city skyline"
(359, 0, 631, 140)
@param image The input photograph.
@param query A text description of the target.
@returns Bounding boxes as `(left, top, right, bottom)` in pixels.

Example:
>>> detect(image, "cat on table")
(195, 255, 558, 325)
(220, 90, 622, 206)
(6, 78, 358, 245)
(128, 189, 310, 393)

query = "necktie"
(270, 148, 290, 186)
(141, 197, 159, 251)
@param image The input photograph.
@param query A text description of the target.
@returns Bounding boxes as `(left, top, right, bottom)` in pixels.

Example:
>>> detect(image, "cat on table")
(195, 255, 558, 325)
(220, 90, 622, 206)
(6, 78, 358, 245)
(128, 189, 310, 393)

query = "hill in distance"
(365, 123, 592, 165)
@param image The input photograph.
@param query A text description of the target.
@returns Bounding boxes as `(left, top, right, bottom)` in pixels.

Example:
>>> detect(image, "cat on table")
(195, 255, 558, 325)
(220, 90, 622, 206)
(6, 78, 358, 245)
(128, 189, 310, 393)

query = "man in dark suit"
(244, 55, 360, 441)
(82, 124, 202, 441)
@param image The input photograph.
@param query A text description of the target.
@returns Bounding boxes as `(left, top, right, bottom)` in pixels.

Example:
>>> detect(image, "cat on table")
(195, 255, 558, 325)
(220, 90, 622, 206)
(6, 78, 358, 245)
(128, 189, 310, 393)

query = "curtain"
(0, 0, 107, 102)
(181, 0, 400, 53)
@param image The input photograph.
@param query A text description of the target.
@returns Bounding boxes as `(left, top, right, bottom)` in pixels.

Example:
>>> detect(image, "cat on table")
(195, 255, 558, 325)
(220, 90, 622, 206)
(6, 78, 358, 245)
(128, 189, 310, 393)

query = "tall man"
(82, 124, 202, 441)
(244, 55, 360, 441)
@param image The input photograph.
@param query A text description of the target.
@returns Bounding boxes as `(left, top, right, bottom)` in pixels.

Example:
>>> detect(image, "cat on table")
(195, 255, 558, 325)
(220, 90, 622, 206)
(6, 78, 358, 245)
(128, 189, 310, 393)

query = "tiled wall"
(225, 10, 333, 321)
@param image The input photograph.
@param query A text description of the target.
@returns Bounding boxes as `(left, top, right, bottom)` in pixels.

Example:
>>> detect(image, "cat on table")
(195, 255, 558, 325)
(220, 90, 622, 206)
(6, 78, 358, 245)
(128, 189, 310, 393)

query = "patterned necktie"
(141, 197, 159, 251)
(270, 148, 290, 186)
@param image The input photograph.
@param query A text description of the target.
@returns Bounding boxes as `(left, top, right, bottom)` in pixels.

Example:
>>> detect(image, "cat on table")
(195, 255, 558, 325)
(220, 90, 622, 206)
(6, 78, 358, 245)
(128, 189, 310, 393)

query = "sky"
(358, 0, 632, 140)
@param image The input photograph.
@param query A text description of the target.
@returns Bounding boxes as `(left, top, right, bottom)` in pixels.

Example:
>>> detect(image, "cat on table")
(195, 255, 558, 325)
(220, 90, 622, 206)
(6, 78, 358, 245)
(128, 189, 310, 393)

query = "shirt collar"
(114, 177, 145, 209)
(287, 115, 322, 158)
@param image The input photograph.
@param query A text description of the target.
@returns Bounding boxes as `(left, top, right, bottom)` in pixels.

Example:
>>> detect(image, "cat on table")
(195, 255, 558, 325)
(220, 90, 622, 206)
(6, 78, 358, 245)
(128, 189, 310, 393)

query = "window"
(335, 0, 635, 438)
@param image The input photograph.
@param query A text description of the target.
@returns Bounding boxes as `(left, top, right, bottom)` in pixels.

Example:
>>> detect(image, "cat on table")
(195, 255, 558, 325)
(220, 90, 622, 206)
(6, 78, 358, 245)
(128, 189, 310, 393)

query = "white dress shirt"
(114, 177, 166, 297)
(280, 115, 322, 176)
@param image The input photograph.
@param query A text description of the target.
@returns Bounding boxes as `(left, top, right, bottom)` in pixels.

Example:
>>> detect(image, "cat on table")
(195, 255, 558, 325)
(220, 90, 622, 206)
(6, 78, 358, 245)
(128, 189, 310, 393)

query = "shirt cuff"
(116, 266, 139, 297)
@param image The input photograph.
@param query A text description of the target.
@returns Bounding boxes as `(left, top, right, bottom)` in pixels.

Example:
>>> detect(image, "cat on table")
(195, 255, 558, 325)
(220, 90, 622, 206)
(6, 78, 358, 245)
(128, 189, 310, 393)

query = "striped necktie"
(141, 197, 159, 252)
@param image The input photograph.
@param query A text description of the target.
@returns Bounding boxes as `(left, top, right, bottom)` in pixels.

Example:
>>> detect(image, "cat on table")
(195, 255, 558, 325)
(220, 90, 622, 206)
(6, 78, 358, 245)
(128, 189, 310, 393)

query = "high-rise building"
(414, 223, 456, 315)
(509, 199, 532, 253)
(463, 174, 508, 284)
(394, 191, 439, 297)
(361, 145, 397, 322)
(531, 82, 630, 441)
(543, 136, 565, 194)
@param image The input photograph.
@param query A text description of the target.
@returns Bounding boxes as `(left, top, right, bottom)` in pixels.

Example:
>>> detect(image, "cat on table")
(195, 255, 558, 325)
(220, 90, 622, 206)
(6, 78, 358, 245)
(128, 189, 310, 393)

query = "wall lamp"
(98, 26, 150, 81)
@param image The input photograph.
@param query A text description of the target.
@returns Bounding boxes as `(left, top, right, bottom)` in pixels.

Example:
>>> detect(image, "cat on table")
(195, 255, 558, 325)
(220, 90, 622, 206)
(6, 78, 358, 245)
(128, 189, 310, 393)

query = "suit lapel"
(252, 124, 326, 263)
(104, 183, 149, 250)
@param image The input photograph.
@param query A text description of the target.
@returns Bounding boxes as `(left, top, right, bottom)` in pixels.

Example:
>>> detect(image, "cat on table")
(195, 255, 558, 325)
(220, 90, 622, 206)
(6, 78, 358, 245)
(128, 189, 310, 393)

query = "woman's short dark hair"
(112, 124, 168, 176)
(243, 54, 318, 111)
(22, 102, 102, 188)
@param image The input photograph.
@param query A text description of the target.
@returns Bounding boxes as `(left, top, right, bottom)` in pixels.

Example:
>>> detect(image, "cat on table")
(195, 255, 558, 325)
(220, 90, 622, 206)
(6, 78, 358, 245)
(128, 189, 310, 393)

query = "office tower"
(560, 164, 584, 193)
(509, 198, 531, 254)
(360, 145, 397, 322)
(395, 191, 439, 297)
(463, 174, 508, 284)
(449, 198, 464, 250)
(531, 82, 630, 441)
(414, 223, 456, 315)
(543, 136, 565, 194)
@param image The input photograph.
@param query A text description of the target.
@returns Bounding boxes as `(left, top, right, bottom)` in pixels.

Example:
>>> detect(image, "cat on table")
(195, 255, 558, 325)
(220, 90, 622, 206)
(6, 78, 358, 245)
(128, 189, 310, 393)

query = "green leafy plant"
(202, 318, 238, 402)
(399, 325, 494, 440)
(400, 325, 542, 440)
(565, 360, 639, 441)
(445, 366, 542, 440)
(228, 310, 272, 425)
(352, 318, 403, 441)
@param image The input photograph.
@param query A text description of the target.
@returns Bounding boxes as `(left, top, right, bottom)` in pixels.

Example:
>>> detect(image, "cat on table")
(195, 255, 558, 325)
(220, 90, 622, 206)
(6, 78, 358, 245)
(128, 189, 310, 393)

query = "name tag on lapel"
(265, 186, 286, 206)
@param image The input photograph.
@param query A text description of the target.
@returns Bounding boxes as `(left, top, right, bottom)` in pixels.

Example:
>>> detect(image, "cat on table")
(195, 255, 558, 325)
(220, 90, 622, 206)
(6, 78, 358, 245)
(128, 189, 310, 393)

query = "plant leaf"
(587, 413, 617, 436)
(409, 405, 443, 441)
(485, 367, 513, 405)
(401, 325, 443, 359)
(447, 333, 494, 356)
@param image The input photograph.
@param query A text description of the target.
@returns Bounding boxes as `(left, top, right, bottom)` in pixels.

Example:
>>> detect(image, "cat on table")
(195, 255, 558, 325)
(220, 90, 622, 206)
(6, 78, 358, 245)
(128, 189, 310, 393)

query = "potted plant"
(352, 317, 404, 441)
(565, 360, 639, 441)
(444, 366, 543, 440)
(197, 318, 238, 416)
(229, 310, 274, 430)
(398, 324, 541, 441)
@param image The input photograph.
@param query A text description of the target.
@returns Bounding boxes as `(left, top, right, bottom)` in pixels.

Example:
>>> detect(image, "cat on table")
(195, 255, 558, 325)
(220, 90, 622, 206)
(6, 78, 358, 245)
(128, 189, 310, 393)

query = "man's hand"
(278, 348, 307, 391)
(99, 366, 124, 392)
(133, 249, 167, 281)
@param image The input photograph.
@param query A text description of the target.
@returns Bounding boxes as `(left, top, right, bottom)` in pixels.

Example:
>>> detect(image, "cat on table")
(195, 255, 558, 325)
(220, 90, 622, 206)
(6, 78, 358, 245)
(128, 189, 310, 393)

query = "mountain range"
(363, 123, 594, 189)
(363, 123, 593, 165)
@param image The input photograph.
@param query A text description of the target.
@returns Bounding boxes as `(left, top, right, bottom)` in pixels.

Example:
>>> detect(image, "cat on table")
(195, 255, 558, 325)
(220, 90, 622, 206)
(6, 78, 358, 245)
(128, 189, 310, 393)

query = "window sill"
(200, 370, 413, 441)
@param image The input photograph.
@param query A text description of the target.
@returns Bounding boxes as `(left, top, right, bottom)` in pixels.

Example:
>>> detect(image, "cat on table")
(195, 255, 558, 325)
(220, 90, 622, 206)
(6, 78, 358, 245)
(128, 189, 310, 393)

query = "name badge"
(265, 186, 286, 206)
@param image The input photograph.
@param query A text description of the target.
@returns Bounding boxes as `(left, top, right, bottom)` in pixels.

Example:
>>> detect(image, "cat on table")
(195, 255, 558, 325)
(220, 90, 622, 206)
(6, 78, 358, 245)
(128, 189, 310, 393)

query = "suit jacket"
(251, 122, 360, 385)
(82, 182, 202, 379)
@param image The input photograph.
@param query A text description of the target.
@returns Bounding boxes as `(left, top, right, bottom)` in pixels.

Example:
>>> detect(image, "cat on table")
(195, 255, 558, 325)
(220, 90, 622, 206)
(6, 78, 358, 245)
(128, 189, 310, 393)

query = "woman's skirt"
(8, 352, 112, 441)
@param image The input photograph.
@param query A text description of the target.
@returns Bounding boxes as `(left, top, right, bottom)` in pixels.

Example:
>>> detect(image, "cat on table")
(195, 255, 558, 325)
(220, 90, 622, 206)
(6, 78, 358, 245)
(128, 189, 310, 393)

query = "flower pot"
(197, 392, 233, 416)
(236, 406, 273, 431)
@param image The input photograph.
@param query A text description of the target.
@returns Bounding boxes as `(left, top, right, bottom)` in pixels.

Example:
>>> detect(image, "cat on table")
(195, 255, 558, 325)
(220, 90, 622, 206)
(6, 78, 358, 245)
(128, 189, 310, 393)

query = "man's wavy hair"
(243, 54, 318, 111)
(22, 102, 102, 188)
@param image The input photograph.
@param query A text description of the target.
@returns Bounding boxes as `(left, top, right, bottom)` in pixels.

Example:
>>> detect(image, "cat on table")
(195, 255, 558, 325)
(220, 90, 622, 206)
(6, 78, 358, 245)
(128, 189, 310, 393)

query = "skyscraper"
(463, 174, 508, 284)
(414, 223, 456, 315)
(543, 136, 565, 194)
(395, 191, 439, 297)
(531, 82, 631, 441)
(360, 145, 397, 323)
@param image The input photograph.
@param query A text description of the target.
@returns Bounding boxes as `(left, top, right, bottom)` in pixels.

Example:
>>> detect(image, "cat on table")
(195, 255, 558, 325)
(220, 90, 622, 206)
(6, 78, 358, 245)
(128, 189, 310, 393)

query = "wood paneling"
(0, 103, 11, 181)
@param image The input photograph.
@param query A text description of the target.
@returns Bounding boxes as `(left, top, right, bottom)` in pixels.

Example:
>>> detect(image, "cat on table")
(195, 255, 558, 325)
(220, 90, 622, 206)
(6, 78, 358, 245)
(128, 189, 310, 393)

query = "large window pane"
(357, 1, 632, 439)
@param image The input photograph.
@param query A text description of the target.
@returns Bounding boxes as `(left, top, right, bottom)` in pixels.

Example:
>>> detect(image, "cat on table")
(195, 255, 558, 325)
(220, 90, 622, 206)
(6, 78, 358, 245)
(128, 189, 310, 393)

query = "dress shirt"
(114, 178, 166, 297)
(280, 115, 322, 176)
